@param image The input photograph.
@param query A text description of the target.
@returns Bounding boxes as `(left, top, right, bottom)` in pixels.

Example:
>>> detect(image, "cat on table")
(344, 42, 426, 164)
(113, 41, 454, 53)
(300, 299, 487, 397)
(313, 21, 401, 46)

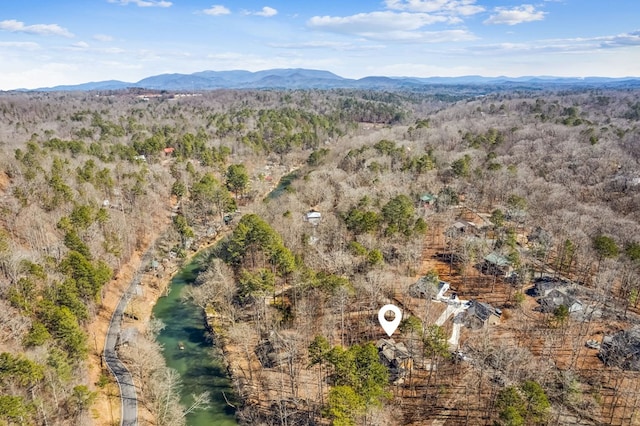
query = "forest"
(0, 86, 639, 425)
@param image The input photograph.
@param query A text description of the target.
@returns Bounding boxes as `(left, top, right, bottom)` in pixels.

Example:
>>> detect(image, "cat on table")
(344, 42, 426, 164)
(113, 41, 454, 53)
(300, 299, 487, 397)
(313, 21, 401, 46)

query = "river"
(153, 254, 238, 426)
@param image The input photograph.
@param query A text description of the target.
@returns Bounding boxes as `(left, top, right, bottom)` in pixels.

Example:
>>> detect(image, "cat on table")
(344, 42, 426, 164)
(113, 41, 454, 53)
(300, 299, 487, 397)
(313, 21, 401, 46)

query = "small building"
(599, 327, 640, 371)
(481, 252, 513, 277)
(164, 147, 175, 156)
(464, 300, 501, 329)
(304, 210, 322, 226)
(376, 338, 413, 382)
(448, 220, 477, 236)
(420, 193, 437, 209)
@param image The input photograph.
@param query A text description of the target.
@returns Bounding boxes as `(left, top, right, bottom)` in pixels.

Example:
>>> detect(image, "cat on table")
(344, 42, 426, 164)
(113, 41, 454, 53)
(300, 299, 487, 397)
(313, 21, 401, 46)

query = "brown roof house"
(464, 300, 502, 329)
(377, 339, 413, 383)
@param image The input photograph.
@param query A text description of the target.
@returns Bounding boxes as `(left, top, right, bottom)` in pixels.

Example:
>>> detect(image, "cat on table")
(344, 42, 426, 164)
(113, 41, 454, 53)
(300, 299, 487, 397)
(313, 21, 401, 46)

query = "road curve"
(104, 250, 153, 426)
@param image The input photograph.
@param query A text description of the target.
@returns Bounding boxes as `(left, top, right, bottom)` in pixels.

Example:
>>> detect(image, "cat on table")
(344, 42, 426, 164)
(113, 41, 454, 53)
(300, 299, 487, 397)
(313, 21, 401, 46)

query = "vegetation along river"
(153, 253, 238, 426)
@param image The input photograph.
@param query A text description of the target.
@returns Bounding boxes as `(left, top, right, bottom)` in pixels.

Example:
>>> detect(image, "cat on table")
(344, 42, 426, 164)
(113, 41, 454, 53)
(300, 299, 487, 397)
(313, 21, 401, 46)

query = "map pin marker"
(378, 304, 402, 337)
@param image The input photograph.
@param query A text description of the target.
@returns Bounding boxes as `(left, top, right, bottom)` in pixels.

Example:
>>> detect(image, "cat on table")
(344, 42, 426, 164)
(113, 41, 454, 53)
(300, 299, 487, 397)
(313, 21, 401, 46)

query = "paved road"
(104, 250, 153, 426)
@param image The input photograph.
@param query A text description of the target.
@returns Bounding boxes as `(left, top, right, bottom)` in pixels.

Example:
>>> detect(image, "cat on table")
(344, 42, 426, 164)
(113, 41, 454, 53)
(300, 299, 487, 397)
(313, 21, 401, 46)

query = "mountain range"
(28, 68, 640, 92)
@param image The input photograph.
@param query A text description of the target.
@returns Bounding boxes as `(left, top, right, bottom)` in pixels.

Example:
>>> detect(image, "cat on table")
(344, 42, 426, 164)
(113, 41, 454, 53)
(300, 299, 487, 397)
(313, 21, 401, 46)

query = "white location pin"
(378, 304, 402, 337)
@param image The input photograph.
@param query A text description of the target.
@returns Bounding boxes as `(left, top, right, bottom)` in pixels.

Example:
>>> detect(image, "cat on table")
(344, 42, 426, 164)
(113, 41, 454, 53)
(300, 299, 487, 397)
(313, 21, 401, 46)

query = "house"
(538, 288, 584, 314)
(531, 276, 572, 297)
(408, 275, 447, 299)
(420, 193, 437, 209)
(304, 210, 322, 226)
(448, 220, 478, 236)
(531, 277, 583, 313)
(376, 338, 413, 382)
(464, 300, 501, 329)
(481, 252, 513, 276)
(599, 327, 640, 371)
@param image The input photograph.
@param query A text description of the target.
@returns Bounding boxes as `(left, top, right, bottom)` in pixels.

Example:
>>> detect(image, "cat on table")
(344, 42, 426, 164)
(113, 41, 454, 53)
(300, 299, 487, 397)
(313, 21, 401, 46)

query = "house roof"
(484, 252, 511, 267)
(600, 327, 640, 371)
(408, 276, 441, 298)
(376, 339, 411, 362)
(532, 277, 573, 298)
(420, 193, 437, 202)
(468, 300, 501, 322)
(452, 220, 476, 230)
(538, 289, 583, 313)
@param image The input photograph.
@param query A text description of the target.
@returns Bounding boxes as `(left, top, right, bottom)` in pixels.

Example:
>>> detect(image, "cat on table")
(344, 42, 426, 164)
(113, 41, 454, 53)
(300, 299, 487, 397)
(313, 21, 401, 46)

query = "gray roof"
(376, 339, 411, 362)
(484, 252, 511, 267)
(532, 277, 567, 298)
(408, 276, 443, 298)
(468, 300, 500, 322)
(538, 289, 583, 313)
(600, 327, 640, 371)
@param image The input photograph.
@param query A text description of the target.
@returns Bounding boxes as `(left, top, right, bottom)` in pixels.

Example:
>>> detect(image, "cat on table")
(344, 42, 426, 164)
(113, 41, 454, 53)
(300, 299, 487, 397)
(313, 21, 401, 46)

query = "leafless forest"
(1, 87, 640, 425)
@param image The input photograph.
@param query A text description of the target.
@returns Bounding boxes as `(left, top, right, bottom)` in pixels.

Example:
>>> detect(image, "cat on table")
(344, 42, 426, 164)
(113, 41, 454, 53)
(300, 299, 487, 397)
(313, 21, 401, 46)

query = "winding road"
(104, 250, 154, 426)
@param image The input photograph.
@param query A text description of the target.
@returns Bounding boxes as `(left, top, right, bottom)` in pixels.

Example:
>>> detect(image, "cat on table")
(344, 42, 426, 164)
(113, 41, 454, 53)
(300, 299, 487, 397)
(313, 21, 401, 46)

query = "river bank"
(92, 163, 300, 425)
(152, 253, 238, 425)
(88, 221, 172, 426)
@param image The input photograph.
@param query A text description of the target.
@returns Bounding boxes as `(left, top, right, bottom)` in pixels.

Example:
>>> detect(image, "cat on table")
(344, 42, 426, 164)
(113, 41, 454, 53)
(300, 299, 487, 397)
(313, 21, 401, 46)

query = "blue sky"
(1, 0, 639, 89)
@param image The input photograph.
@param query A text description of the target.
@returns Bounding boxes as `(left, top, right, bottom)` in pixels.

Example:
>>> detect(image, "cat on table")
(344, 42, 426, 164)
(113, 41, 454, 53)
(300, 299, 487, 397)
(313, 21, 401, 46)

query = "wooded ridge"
(20, 68, 640, 92)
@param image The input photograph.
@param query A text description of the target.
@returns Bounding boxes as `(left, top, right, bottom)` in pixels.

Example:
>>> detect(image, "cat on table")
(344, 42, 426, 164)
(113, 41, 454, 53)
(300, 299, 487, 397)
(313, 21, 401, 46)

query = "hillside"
(0, 87, 640, 425)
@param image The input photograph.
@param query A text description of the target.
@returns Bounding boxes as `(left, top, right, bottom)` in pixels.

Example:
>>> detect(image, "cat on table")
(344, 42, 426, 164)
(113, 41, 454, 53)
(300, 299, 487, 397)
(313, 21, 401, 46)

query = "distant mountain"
(40, 79, 131, 91)
(33, 68, 640, 92)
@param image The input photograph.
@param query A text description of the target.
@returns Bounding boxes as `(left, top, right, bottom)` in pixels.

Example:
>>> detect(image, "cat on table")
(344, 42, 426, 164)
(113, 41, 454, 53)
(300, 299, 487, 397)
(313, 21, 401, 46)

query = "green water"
(265, 170, 299, 200)
(153, 256, 238, 426)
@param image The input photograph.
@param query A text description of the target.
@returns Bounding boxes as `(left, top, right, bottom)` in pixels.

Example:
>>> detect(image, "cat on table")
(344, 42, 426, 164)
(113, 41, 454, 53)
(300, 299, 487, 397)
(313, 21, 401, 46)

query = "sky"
(1, 0, 640, 89)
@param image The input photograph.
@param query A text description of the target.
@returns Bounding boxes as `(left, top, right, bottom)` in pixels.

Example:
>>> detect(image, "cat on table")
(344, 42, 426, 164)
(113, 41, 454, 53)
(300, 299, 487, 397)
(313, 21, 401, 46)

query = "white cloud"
(308, 11, 450, 35)
(71, 41, 90, 49)
(0, 41, 40, 50)
(269, 40, 385, 51)
(363, 29, 476, 43)
(385, 0, 484, 16)
(255, 6, 278, 17)
(0, 19, 74, 37)
(470, 31, 640, 55)
(598, 30, 640, 48)
(93, 34, 114, 42)
(203, 5, 231, 16)
(102, 47, 127, 54)
(107, 0, 172, 7)
(484, 4, 546, 25)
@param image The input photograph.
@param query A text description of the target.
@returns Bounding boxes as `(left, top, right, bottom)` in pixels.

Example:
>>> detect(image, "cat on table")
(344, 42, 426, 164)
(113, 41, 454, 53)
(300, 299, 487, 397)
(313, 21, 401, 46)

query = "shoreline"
(96, 228, 231, 425)
(91, 167, 295, 425)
